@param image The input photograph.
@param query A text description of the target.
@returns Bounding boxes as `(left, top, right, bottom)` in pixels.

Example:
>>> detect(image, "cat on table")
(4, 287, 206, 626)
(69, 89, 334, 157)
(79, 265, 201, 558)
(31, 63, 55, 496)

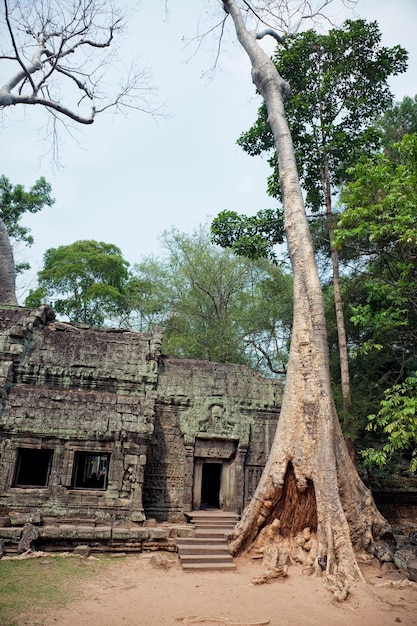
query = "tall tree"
(0, 175, 54, 274)
(25, 240, 130, 326)
(126, 226, 292, 372)
(0, 0, 154, 305)
(335, 132, 417, 474)
(236, 19, 407, 417)
(216, 0, 390, 594)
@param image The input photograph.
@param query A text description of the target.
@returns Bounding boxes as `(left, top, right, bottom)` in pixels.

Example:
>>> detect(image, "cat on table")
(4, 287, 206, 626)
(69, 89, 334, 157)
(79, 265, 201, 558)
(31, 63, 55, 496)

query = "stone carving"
(179, 397, 253, 445)
(121, 465, 135, 496)
(194, 438, 236, 460)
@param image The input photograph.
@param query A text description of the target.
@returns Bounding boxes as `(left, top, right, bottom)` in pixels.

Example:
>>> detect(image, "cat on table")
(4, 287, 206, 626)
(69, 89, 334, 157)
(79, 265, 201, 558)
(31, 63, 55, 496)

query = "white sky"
(1, 0, 416, 302)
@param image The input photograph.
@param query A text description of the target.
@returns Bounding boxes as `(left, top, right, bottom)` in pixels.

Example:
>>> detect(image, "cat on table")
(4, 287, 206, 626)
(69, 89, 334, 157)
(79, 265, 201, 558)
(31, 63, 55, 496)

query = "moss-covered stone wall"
(0, 306, 282, 528)
(143, 357, 281, 521)
(0, 305, 162, 523)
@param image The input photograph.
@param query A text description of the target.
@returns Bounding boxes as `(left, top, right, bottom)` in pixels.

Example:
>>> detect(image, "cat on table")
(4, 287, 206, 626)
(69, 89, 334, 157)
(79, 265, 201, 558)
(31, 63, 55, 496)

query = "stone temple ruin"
(0, 305, 282, 553)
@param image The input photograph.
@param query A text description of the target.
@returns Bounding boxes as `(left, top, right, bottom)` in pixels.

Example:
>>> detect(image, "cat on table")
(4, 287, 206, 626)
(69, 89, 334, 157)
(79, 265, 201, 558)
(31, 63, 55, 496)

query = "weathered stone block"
(169, 526, 195, 538)
(0, 527, 22, 541)
(58, 524, 78, 539)
(93, 526, 112, 540)
(75, 526, 95, 540)
(17, 522, 39, 553)
(148, 528, 169, 540)
(125, 528, 150, 540)
(39, 525, 62, 539)
(74, 544, 91, 557)
(9, 510, 41, 526)
(111, 528, 132, 540)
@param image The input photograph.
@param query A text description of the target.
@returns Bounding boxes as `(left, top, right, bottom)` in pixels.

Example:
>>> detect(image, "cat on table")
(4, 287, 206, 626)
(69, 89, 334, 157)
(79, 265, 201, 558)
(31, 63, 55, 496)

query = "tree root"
(323, 575, 350, 602)
(252, 565, 289, 585)
(373, 580, 417, 589)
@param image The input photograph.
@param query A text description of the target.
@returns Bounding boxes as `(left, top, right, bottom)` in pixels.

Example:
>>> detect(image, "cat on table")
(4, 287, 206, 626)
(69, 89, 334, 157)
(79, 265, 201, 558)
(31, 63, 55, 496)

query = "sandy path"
(31, 554, 417, 626)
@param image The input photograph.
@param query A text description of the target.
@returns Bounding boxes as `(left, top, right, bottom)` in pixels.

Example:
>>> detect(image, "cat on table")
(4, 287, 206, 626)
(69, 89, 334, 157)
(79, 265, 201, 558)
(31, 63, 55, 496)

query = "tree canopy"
(336, 133, 417, 361)
(127, 226, 292, 373)
(211, 208, 285, 263)
(237, 19, 407, 211)
(334, 132, 417, 474)
(0, 175, 54, 273)
(25, 240, 130, 326)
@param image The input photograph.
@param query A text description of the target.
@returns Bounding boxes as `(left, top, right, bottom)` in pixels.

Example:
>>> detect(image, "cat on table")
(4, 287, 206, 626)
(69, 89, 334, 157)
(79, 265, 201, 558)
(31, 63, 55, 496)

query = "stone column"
(183, 443, 195, 512)
(235, 445, 248, 515)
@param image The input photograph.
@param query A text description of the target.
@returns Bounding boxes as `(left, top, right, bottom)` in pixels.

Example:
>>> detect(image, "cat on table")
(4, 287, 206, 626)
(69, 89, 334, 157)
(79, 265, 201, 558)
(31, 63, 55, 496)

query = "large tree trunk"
(0, 218, 18, 305)
(223, 0, 391, 588)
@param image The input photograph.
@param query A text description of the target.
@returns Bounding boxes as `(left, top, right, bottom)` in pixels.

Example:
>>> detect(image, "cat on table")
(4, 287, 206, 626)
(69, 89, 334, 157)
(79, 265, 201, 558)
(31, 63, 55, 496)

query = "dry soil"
(23, 552, 417, 626)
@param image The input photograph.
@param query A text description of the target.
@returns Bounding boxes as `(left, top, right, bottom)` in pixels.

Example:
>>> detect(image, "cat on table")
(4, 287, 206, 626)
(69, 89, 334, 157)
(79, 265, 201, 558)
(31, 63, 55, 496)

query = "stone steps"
(177, 510, 239, 572)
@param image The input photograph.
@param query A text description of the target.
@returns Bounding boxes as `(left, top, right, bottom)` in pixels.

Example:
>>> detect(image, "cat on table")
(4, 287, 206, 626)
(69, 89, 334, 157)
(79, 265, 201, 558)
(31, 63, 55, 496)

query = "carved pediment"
(179, 397, 252, 446)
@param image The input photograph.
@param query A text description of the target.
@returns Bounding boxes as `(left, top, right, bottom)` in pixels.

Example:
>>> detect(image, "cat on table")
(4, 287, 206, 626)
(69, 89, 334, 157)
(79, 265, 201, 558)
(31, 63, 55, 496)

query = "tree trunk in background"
(224, 0, 391, 590)
(323, 154, 352, 416)
(0, 218, 18, 305)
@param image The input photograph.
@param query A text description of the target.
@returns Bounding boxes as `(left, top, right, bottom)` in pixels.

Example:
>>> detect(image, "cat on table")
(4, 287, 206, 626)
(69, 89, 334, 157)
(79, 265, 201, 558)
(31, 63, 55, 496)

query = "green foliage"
(127, 226, 292, 373)
(335, 132, 417, 470)
(211, 208, 284, 262)
(0, 175, 55, 273)
(361, 373, 417, 473)
(379, 94, 417, 155)
(237, 20, 407, 211)
(336, 133, 417, 355)
(25, 240, 130, 326)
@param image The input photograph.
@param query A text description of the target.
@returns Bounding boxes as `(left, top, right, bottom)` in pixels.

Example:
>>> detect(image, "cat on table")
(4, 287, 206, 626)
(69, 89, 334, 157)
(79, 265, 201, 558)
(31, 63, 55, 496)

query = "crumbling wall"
(0, 306, 282, 534)
(0, 305, 162, 523)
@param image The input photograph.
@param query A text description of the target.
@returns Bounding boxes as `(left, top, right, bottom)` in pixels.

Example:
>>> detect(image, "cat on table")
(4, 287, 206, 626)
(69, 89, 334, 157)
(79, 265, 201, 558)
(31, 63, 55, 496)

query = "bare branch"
(0, 0, 157, 141)
(3, 0, 37, 93)
(227, 0, 358, 36)
(256, 28, 285, 43)
(3, 91, 95, 123)
(250, 340, 286, 374)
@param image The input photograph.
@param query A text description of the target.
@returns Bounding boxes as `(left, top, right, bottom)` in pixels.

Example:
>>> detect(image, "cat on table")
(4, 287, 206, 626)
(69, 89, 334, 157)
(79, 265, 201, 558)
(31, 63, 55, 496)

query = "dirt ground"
(28, 552, 417, 626)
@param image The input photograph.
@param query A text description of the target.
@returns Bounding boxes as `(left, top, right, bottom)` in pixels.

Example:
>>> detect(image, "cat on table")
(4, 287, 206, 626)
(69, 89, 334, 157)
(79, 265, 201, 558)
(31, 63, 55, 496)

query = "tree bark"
(223, 0, 391, 586)
(0, 218, 18, 305)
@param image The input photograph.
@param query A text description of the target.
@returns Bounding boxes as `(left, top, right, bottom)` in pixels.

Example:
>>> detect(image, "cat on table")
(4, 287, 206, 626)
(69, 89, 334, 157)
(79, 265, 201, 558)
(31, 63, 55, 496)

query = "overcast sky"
(1, 0, 416, 302)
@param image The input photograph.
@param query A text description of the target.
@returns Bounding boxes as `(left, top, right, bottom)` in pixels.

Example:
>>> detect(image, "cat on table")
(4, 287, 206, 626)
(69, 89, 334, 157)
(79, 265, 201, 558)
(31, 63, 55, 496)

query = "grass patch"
(0, 553, 117, 626)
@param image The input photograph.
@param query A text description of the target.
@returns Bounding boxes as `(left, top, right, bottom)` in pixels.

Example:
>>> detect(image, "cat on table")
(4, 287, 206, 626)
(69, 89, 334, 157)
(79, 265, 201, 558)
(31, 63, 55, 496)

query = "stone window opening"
(72, 452, 110, 490)
(13, 448, 53, 488)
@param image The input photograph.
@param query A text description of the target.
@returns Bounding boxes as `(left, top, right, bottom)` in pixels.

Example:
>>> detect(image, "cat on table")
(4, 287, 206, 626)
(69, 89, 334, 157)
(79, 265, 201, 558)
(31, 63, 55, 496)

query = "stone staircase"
(177, 510, 239, 572)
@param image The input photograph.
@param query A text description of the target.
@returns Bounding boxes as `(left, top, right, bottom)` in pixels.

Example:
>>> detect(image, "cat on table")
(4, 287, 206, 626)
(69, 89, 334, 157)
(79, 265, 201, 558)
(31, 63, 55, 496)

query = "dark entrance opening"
(72, 452, 110, 489)
(200, 462, 222, 509)
(14, 449, 53, 487)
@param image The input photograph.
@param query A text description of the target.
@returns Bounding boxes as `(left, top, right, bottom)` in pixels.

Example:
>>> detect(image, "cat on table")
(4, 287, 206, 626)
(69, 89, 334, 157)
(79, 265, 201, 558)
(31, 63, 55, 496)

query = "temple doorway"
(191, 439, 238, 512)
(200, 462, 222, 509)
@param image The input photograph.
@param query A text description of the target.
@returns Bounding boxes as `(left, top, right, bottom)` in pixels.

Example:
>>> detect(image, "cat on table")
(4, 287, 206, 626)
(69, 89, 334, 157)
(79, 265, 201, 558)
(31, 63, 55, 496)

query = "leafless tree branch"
(0, 0, 157, 129)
